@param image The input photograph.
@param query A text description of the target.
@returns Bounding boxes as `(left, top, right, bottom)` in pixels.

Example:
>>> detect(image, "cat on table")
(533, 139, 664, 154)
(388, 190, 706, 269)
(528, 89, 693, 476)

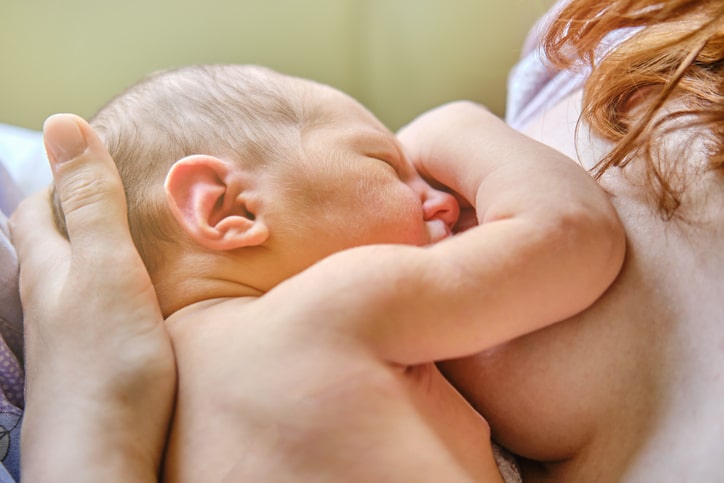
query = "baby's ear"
(164, 155, 269, 251)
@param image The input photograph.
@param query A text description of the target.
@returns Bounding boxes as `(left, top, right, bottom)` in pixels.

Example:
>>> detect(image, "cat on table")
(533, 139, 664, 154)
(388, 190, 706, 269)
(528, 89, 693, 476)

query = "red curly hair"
(543, 0, 724, 217)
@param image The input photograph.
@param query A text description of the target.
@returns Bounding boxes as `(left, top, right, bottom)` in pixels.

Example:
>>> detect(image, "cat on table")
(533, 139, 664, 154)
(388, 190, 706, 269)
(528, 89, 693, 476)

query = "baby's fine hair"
(55, 64, 314, 270)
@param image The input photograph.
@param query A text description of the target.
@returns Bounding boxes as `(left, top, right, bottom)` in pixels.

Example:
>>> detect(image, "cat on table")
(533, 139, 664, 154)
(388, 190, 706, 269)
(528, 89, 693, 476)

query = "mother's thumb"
(43, 113, 132, 251)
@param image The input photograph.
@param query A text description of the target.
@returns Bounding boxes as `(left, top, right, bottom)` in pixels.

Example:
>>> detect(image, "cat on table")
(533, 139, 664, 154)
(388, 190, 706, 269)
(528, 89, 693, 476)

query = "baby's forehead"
(302, 83, 386, 129)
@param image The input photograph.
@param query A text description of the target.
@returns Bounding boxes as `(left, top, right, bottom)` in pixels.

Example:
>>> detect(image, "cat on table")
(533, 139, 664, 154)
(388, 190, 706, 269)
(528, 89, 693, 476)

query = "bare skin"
(439, 90, 724, 482)
(157, 89, 624, 481)
(14, 82, 625, 481)
(163, 295, 502, 482)
(13, 115, 176, 483)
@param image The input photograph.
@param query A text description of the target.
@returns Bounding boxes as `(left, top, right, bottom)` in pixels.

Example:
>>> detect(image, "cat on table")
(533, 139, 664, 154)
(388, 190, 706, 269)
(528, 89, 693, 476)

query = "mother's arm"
(11, 114, 176, 482)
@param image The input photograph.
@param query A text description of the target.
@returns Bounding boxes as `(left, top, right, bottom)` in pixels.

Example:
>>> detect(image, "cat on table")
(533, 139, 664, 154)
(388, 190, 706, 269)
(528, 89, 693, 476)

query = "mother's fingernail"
(43, 114, 88, 165)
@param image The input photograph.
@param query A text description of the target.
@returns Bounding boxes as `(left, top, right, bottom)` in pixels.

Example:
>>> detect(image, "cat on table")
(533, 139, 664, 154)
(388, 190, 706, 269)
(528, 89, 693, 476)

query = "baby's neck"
(152, 253, 264, 318)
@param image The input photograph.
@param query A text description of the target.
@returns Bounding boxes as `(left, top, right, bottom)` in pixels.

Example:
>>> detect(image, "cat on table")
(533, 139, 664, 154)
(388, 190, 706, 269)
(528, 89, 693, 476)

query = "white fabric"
(0, 123, 50, 198)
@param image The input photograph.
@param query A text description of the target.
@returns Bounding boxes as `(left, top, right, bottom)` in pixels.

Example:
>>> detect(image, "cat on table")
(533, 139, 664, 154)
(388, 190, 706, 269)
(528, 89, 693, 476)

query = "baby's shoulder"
(164, 296, 260, 339)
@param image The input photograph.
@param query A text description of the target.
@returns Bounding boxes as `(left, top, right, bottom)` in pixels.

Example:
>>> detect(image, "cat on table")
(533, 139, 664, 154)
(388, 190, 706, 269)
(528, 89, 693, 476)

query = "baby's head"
(51, 64, 458, 309)
(53, 64, 310, 272)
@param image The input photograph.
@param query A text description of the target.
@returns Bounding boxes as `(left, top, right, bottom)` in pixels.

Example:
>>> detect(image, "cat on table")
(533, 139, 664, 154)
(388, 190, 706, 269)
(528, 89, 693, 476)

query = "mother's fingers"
(10, 190, 70, 305)
(43, 114, 135, 259)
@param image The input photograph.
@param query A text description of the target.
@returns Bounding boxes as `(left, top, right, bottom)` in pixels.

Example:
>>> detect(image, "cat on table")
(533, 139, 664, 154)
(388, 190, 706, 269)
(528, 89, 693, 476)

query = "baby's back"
(162, 297, 502, 482)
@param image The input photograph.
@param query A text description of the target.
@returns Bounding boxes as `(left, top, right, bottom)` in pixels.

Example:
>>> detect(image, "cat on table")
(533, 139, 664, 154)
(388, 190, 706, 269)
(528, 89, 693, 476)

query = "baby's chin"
(426, 219, 451, 245)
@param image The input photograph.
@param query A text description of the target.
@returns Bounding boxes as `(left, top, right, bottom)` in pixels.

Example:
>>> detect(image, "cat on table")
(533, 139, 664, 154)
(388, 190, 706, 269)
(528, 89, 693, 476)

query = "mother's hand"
(11, 114, 175, 482)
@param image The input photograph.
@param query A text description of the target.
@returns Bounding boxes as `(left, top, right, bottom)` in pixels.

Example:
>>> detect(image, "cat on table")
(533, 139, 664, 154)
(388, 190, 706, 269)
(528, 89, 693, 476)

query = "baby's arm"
(276, 101, 625, 365)
(395, 101, 625, 360)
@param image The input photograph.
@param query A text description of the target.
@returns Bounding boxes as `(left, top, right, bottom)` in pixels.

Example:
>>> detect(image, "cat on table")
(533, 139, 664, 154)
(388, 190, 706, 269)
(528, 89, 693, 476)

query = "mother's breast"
(437, 256, 669, 474)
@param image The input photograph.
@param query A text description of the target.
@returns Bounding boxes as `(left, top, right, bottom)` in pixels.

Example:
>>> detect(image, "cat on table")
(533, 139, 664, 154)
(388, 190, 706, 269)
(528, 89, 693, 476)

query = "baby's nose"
(422, 189, 460, 230)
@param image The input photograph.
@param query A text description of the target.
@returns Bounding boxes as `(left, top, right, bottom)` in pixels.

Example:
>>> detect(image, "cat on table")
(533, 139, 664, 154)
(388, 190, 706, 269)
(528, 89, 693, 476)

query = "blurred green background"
(1, 0, 554, 132)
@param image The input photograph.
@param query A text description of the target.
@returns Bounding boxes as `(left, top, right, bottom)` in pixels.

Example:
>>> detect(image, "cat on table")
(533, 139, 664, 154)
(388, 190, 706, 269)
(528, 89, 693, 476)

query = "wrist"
(22, 395, 162, 483)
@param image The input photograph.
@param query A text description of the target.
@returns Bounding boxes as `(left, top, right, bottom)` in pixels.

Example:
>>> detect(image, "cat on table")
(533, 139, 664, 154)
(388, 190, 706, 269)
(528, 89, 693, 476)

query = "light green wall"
(1, 0, 553, 131)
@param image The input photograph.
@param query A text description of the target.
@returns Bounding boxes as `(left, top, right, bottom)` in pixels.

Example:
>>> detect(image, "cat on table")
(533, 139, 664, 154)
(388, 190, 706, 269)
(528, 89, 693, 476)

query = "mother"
(12, 0, 724, 481)
(436, 0, 724, 480)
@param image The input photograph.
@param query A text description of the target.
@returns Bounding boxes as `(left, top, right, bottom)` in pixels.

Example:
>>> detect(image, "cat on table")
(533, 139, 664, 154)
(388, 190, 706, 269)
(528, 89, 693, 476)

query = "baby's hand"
(397, 101, 495, 206)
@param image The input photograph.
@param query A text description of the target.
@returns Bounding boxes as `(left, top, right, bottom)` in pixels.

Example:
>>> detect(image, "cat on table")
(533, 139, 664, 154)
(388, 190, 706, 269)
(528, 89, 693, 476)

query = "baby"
(52, 64, 625, 482)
